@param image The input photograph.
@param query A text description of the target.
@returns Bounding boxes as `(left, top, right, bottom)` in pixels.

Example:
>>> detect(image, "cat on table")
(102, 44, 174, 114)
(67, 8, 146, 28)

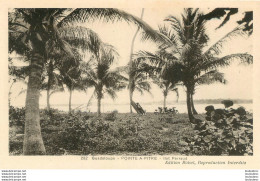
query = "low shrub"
(221, 100, 234, 108)
(104, 111, 117, 121)
(181, 106, 253, 156)
(9, 106, 25, 127)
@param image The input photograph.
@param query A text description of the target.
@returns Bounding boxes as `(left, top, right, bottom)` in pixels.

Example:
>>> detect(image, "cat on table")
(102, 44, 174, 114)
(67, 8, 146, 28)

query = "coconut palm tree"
(59, 59, 83, 114)
(116, 58, 153, 113)
(128, 8, 146, 113)
(9, 8, 163, 155)
(134, 49, 181, 109)
(81, 44, 127, 116)
(136, 8, 252, 123)
(152, 75, 179, 109)
(43, 60, 65, 111)
(126, 59, 152, 113)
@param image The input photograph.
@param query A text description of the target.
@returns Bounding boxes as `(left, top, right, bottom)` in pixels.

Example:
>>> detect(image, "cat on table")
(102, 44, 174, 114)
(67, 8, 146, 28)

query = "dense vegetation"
(181, 106, 253, 155)
(9, 105, 252, 156)
(9, 107, 193, 155)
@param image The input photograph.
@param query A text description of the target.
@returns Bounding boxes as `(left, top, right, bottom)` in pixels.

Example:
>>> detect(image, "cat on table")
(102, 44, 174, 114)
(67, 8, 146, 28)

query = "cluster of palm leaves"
(135, 8, 252, 123)
(8, 8, 252, 155)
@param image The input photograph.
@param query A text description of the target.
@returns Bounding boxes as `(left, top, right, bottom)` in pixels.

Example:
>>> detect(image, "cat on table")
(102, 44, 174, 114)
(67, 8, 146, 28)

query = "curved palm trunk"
(23, 52, 46, 155)
(186, 86, 195, 123)
(129, 8, 144, 114)
(69, 89, 72, 114)
(191, 94, 198, 115)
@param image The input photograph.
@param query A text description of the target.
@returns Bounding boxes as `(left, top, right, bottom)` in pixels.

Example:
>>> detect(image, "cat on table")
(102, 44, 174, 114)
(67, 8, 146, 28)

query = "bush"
(181, 106, 253, 155)
(205, 105, 214, 113)
(123, 136, 149, 152)
(221, 100, 234, 108)
(9, 106, 25, 127)
(104, 111, 117, 121)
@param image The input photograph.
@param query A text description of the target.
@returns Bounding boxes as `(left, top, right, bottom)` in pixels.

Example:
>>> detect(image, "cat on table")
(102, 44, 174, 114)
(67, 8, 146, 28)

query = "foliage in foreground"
(180, 106, 253, 156)
(9, 106, 253, 156)
(9, 108, 193, 155)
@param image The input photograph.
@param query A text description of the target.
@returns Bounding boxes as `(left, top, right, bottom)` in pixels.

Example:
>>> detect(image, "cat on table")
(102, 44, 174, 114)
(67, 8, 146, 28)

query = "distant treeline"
(49, 99, 252, 107)
(139, 99, 253, 106)
(181, 99, 253, 105)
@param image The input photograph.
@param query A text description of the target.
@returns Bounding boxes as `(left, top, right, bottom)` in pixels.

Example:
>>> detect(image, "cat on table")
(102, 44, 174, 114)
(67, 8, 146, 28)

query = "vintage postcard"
(0, 0, 260, 169)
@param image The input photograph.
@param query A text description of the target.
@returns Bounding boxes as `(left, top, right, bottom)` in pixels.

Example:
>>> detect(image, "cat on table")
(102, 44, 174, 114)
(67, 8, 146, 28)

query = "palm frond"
(135, 81, 151, 94)
(204, 25, 248, 57)
(105, 88, 117, 100)
(170, 87, 179, 102)
(164, 15, 185, 44)
(58, 26, 103, 53)
(157, 25, 182, 54)
(49, 87, 65, 97)
(113, 65, 129, 74)
(195, 70, 226, 85)
(17, 88, 27, 97)
(134, 50, 179, 68)
(201, 53, 253, 71)
(58, 8, 163, 42)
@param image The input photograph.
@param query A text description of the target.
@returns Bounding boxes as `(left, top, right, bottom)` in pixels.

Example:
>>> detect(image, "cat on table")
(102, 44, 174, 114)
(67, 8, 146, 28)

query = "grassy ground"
(9, 110, 201, 156)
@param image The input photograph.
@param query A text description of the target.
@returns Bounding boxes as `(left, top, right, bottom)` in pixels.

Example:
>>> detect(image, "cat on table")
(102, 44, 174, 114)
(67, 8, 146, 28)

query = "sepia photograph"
(7, 6, 254, 158)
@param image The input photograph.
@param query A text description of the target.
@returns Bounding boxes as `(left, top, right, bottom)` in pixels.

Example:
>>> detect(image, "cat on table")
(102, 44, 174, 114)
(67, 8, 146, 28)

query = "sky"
(9, 8, 253, 108)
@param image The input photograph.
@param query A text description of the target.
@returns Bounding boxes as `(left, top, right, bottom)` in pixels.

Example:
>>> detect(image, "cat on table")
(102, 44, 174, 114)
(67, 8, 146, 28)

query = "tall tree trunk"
(97, 97, 101, 116)
(191, 93, 198, 115)
(8, 80, 15, 107)
(129, 8, 144, 113)
(129, 89, 133, 113)
(46, 60, 53, 112)
(46, 88, 50, 111)
(86, 90, 95, 112)
(23, 52, 46, 155)
(186, 86, 195, 123)
(69, 89, 72, 114)
(163, 94, 167, 108)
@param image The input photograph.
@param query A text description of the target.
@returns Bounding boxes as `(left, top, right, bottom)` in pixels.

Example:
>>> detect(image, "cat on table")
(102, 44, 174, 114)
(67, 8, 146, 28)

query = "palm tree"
(9, 9, 78, 155)
(152, 75, 179, 108)
(116, 58, 152, 113)
(134, 49, 180, 109)
(136, 8, 252, 123)
(128, 8, 146, 113)
(59, 60, 82, 114)
(127, 59, 152, 113)
(9, 8, 163, 155)
(54, 47, 87, 114)
(44, 60, 65, 111)
(82, 44, 127, 116)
